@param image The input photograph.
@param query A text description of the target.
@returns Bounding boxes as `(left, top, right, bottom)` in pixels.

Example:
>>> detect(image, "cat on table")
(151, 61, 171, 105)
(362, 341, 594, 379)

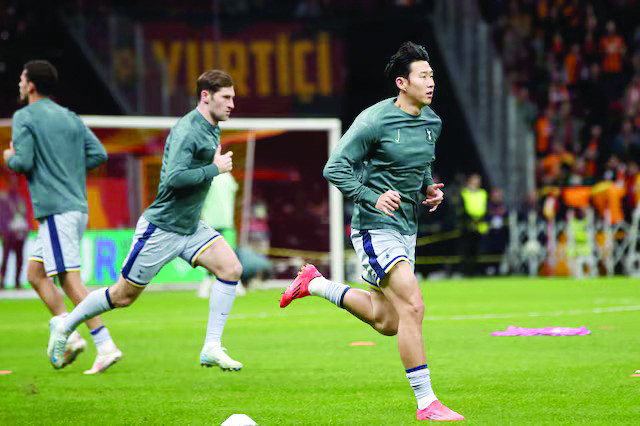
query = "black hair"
(23, 60, 58, 96)
(384, 42, 430, 81)
(196, 69, 234, 100)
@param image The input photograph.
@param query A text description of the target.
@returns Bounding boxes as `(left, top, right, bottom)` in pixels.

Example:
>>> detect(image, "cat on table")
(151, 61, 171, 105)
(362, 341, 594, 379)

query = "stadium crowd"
(483, 0, 640, 224)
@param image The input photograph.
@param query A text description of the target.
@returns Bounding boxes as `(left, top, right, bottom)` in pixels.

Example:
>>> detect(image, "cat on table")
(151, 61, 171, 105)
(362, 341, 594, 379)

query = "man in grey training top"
(279, 42, 465, 422)
(47, 69, 244, 371)
(3, 60, 122, 374)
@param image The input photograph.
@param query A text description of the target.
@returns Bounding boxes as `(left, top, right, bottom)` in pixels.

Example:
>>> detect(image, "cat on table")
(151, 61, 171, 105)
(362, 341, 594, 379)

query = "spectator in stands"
(551, 32, 564, 61)
(612, 118, 640, 162)
(567, 157, 595, 187)
(600, 20, 626, 76)
(541, 142, 574, 182)
(530, 28, 546, 69)
(583, 30, 598, 64)
(535, 106, 554, 155)
(460, 174, 488, 276)
(592, 157, 627, 225)
(623, 75, 640, 122)
(563, 43, 585, 87)
(485, 188, 509, 275)
(582, 124, 602, 177)
(553, 101, 582, 154)
(516, 86, 538, 126)
(548, 75, 570, 107)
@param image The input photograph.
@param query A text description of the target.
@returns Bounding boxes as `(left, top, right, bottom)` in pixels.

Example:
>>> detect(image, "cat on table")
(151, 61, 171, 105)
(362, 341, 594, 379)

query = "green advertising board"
(5, 229, 206, 287)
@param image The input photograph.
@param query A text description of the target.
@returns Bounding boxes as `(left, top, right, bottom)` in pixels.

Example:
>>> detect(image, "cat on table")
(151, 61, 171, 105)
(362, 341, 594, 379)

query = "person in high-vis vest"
(460, 174, 488, 276)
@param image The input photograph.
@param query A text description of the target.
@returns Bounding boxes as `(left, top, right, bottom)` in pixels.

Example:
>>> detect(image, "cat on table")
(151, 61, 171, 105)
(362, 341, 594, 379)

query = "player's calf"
(372, 317, 398, 336)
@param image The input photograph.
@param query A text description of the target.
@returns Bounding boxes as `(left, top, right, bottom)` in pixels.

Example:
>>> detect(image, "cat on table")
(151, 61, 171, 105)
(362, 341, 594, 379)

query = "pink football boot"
(279, 264, 322, 308)
(417, 400, 465, 422)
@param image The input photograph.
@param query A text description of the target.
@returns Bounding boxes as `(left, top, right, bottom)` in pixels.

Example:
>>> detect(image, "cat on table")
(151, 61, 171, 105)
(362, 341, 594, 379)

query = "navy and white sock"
(204, 279, 238, 345)
(308, 276, 350, 308)
(90, 325, 114, 351)
(406, 364, 437, 410)
(63, 288, 115, 335)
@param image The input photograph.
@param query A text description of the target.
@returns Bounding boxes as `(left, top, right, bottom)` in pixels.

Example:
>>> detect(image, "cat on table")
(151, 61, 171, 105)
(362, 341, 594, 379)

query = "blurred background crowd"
(485, 0, 640, 224)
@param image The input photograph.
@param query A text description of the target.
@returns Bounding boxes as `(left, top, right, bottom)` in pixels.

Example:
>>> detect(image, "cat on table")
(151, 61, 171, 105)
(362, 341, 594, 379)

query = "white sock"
(204, 279, 238, 345)
(63, 288, 114, 335)
(308, 276, 350, 308)
(90, 326, 114, 350)
(406, 365, 437, 410)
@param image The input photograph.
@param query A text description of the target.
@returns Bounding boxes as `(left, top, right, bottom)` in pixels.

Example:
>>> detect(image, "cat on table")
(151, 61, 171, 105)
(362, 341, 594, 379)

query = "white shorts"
(351, 228, 416, 287)
(30, 211, 88, 277)
(121, 216, 222, 287)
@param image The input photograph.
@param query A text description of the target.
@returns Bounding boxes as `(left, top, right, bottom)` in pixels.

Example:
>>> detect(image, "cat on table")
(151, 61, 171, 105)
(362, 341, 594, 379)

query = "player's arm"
(322, 117, 380, 206)
(80, 118, 108, 169)
(5, 111, 35, 174)
(421, 155, 444, 212)
(165, 136, 225, 190)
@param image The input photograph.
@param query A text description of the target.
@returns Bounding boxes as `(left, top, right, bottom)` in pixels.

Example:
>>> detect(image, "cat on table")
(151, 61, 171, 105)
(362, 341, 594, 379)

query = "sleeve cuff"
(204, 164, 220, 179)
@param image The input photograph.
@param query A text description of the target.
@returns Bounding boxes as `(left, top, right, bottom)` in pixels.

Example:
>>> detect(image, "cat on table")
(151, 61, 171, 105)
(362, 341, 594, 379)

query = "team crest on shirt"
(425, 129, 433, 141)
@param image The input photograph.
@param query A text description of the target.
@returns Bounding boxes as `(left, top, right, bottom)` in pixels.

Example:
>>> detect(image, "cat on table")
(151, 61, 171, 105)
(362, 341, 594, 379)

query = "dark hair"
(196, 70, 234, 100)
(23, 60, 58, 96)
(384, 42, 430, 81)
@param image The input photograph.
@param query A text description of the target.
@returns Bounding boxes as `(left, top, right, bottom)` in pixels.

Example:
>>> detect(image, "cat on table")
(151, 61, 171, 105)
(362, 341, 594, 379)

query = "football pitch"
(1, 277, 638, 425)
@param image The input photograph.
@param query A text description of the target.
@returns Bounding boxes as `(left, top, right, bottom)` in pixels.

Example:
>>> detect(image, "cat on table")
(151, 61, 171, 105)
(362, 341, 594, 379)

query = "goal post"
(80, 115, 345, 283)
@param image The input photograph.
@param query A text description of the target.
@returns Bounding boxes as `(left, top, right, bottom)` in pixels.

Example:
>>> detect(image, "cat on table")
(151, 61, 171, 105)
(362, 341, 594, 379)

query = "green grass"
(1, 277, 639, 425)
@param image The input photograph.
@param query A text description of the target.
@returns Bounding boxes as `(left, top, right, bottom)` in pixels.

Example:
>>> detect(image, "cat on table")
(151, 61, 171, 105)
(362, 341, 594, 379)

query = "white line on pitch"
(229, 305, 640, 321)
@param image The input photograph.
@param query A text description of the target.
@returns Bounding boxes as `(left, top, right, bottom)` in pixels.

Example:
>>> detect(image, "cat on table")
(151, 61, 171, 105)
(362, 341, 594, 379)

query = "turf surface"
(1, 277, 639, 424)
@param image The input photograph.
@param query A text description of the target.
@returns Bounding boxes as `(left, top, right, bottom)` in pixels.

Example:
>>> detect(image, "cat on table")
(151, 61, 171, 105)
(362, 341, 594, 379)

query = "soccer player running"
(280, 42, 464, 421)
(48, 70, 244, 371)
(3, 60, 122, 374)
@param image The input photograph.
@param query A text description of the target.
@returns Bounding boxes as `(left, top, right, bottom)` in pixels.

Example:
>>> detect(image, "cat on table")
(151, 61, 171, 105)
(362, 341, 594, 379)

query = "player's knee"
(232, 262, 243, 281)
(401, 298, 425, 322)
(108, 283, 139, 308)
(26, 270, 38, 287)
(111, 293, 135, 308)
(219, 261, 242, 282)
(27, 268, 44, 288)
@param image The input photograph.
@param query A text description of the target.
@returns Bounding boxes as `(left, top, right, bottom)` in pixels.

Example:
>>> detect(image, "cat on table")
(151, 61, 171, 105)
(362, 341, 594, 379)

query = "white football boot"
(47, 314, 71, 369)
(200, 343, 243, 371)
(63, 330, 87, 366)
(84, 342, 123, 375)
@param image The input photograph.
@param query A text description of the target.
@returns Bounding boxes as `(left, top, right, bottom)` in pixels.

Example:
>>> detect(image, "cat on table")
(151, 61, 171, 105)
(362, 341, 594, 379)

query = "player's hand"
(423, 183, 444, 212)
(214, 145, 233, 173)
(3, 141, 15, 164)
(375, 190, 401, 216)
